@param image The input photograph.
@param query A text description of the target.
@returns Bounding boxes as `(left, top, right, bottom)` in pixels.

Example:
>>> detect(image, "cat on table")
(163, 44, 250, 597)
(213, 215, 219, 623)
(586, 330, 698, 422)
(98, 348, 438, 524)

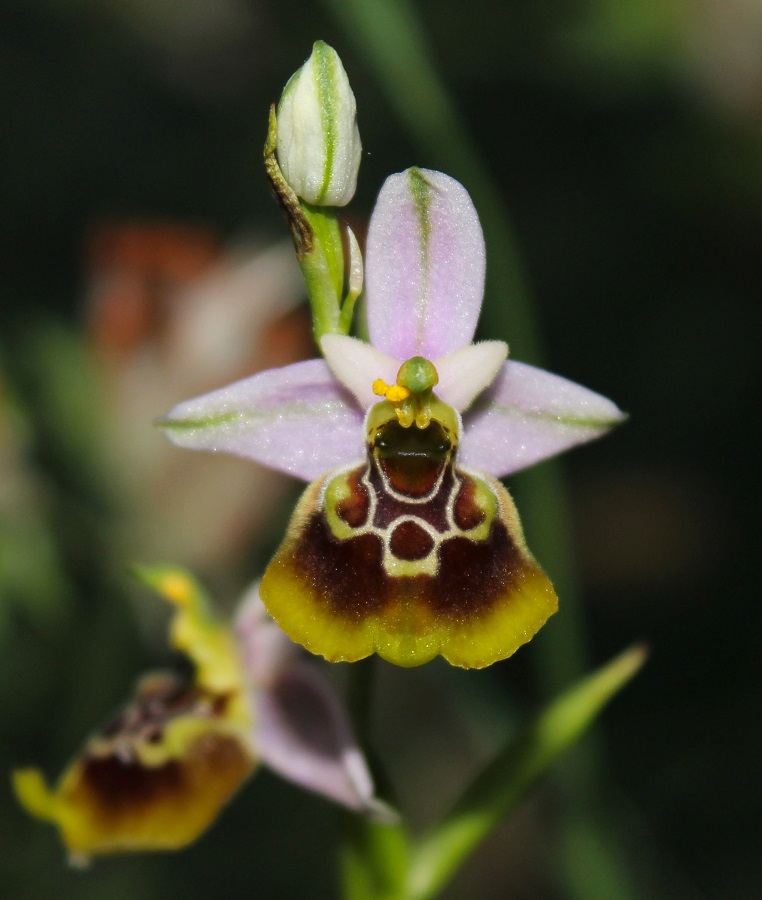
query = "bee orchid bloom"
(160, 168, 624, 669)
(12, 569, 390, 863)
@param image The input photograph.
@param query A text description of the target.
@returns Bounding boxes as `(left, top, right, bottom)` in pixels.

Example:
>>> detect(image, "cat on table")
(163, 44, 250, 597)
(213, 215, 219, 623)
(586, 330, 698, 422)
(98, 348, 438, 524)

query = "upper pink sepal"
(366, 168, 486, 361)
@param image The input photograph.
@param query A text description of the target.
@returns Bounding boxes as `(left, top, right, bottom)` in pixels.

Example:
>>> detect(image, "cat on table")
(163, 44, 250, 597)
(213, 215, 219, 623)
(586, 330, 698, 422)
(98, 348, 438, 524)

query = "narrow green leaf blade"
(406, 644, 647, 900)
(342, 814, 411, 900)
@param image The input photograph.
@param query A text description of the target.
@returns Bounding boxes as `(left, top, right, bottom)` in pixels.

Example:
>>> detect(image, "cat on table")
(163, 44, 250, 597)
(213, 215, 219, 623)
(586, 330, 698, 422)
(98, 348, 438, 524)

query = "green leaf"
(404, 645, 647, 900)
(342, 815, 411, 900)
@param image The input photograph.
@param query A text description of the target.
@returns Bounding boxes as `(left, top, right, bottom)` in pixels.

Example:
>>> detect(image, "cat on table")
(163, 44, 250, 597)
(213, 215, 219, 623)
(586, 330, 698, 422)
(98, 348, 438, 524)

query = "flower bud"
(276, 41, 361, 206)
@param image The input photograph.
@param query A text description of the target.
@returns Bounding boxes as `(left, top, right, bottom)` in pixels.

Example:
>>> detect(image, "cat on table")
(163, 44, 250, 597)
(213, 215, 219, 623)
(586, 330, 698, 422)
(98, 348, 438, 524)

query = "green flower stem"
(403, 646, 647, 900)
(341, 814, 411, 900)
(264, 106, 350, 342)
(341, 658, 411, 900)
(300, 204, 348, 340)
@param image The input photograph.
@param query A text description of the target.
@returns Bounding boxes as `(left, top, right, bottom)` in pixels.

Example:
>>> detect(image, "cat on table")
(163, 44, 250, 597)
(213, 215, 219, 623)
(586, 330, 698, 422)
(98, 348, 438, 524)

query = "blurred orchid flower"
(161, 168, 625, 669)
(12, 567, 391, 864)
(86, 225, 310, 573)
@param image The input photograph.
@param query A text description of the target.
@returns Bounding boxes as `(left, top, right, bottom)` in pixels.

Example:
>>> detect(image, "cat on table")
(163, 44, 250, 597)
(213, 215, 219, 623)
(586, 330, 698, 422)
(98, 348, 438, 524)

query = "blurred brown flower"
(84, 222, 314, 578)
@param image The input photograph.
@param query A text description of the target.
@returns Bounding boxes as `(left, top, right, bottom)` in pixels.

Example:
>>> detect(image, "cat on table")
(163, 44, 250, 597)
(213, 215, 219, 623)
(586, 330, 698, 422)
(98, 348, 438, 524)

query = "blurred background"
(1, 1, 759, 897)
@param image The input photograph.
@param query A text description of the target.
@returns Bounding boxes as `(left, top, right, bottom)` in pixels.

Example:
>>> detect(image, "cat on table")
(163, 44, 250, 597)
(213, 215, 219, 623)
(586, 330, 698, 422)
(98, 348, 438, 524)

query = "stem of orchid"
(341, 812, 410, 900)
(322, 2, 637, 897)
(264, 107, 351, 342)
(301, 204, 348, 340)
(341, 658, 411, 900)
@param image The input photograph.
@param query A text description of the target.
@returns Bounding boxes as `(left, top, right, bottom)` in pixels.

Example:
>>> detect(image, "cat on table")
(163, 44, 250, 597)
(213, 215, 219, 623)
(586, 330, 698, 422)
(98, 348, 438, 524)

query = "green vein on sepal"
(408, 167, 432, 253)
(157, 413, 242, 431)
(502, 409, 627, 429)
(471, 397, 628, 431)
(157, 401, 349, 433)
(408, 168, 433, 352)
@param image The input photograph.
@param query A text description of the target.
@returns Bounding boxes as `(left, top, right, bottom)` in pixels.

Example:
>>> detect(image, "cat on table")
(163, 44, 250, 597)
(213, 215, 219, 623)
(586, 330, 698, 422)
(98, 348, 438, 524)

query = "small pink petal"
(320, 335, 399, 409)
(235, 583, 394, 819)
(435, 341, 508, 412)
(158, 360, 364, 481)
(460, 361, 626, 477)
(255, 662, 395, 820)
(345, 225, 364, 300)
(366, 168, 486, 360)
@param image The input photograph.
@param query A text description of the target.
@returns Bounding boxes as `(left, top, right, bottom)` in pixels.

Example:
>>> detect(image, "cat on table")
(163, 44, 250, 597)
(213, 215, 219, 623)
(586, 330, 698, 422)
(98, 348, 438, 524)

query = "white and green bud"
(276, 41, 361, 207)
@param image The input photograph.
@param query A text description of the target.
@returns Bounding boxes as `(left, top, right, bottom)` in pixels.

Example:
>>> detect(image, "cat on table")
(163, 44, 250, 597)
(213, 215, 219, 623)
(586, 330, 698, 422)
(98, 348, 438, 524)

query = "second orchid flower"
(13, 568, 391, 862)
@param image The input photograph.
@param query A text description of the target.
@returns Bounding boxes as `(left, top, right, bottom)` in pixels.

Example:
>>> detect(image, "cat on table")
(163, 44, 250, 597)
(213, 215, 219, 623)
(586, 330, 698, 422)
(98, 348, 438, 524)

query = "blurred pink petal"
(255, 662, 394, 820)
(235, 583, 395, 819)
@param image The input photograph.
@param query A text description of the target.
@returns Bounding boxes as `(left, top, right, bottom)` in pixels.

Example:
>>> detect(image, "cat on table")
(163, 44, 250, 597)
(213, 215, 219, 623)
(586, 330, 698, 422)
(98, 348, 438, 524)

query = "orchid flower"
(160, 168, 624, 670)
(12, 567, 391, 863)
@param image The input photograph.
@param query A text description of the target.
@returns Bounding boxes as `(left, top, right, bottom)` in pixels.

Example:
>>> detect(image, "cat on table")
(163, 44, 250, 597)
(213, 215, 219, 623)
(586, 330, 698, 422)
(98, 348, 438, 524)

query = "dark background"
(1, 1, 759, 897)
